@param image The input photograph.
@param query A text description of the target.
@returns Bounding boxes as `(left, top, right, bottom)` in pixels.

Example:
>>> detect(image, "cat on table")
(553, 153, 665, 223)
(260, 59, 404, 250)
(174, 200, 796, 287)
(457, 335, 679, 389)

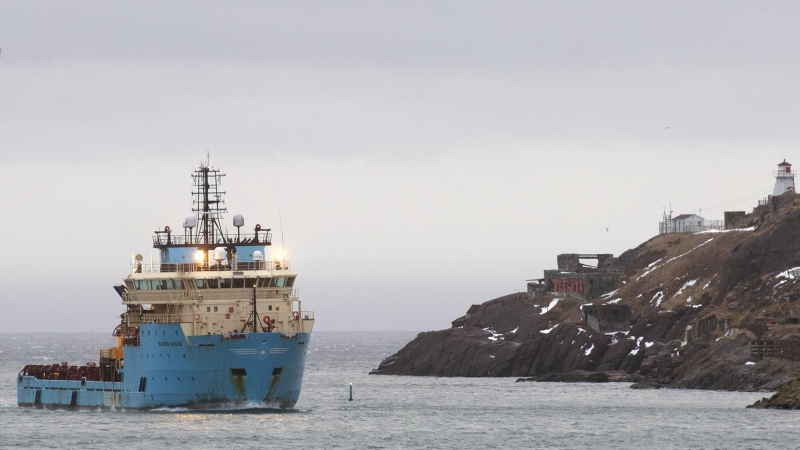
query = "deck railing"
(297, 310, 315, 320)
(126, 310, 313, 326)
(132, 260, 290, 274)
(152, 232, 272, 247)
(124, 288, 299, 303)
(130, 313, 195, 324)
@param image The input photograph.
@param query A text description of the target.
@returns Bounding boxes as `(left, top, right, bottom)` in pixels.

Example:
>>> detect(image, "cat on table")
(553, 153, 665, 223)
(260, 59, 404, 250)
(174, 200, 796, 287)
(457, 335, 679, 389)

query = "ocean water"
(1, 331, 798, 449)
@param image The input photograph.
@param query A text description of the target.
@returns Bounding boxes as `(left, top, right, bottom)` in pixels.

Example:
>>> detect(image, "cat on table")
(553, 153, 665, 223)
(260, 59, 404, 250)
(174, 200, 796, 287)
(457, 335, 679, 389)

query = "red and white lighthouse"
(773, 159, 796, 197)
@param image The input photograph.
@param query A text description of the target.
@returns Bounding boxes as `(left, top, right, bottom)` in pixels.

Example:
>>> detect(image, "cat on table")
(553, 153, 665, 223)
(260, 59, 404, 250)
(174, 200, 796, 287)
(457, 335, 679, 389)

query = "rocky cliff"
(371, 193, 800, 391)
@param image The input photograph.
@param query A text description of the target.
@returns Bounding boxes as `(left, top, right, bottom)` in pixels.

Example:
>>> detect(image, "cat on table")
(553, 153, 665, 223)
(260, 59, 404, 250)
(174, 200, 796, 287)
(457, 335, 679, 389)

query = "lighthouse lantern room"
(773, 159, 796, 197)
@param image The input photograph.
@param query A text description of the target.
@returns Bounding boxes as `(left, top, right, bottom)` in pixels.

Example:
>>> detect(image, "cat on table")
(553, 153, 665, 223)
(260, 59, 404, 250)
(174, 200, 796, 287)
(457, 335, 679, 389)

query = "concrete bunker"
(529, 253, 621, 300)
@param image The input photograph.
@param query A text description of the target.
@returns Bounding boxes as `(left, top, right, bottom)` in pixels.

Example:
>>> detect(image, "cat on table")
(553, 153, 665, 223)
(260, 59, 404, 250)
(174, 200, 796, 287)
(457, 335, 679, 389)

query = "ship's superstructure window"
(193, 276, 281, 289)
(267, 276, 295, 288)
(130, 279, 185, 290)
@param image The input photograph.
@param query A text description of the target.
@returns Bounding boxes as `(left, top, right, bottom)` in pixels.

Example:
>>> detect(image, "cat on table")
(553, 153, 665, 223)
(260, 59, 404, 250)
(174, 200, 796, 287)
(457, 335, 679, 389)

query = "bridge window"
(269, 277, 288, 287)
(195, 279, 207, 289)
(257, 278, 271, 288)
(267, 276, 296, 288)
(220, 278, 232, 288)
(233, 278, 244, 288)
(159, 280, 171, 290)
(173, 280, 184, 289)
(245, 277, 257, 288)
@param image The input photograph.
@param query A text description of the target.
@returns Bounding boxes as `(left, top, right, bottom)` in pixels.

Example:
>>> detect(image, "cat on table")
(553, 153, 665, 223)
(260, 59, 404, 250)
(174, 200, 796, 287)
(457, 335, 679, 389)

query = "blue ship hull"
(17, 323, 310, 409)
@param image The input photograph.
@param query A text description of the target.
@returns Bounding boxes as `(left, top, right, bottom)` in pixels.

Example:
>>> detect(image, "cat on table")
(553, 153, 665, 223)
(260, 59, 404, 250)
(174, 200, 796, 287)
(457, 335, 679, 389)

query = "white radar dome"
(183, 216, 197, 228)
(233, 214, 244, 227)
(252, 250, 264, 261)
(213, 247, 227, 263)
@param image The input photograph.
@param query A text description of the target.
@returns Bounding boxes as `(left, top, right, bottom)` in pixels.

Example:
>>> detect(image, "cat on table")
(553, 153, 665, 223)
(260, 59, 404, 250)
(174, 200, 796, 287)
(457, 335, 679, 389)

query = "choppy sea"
(1, 331, 798, 449)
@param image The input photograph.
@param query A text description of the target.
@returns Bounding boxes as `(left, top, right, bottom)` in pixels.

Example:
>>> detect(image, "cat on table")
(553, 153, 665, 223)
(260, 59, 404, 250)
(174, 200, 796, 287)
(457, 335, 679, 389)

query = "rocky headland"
(371, 192, 800, 392)
(749, 377, 800, 409)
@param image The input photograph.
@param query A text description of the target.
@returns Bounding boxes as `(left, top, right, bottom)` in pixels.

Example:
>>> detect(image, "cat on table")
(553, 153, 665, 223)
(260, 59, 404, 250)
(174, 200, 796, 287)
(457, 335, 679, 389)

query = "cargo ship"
(17, 160, 314, 409)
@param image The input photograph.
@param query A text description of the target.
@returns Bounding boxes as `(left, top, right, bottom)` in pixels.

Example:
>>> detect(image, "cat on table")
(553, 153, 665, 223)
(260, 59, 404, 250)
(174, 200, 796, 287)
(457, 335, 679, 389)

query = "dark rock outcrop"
(718, 192, 800, 295)
(516, 370, 639, 383)
(749, 377, 800, 409)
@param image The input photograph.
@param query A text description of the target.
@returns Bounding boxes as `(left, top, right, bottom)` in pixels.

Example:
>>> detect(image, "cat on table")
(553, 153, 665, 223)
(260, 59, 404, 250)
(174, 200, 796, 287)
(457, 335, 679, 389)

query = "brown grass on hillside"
(609, 229, 758, 313)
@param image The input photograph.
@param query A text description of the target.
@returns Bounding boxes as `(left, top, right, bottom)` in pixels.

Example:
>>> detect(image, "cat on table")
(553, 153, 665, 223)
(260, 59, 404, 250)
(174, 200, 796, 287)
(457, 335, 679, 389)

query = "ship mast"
(191, 160, 227, 260)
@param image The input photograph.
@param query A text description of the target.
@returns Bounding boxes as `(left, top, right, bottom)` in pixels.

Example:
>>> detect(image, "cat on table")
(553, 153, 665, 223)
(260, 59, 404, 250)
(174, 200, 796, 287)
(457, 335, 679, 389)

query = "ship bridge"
(118, 160, 312, 341)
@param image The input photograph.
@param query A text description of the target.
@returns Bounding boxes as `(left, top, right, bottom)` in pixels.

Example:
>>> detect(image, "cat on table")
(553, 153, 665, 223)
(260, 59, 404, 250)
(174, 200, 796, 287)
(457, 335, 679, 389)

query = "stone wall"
(724, 211, 747, 229)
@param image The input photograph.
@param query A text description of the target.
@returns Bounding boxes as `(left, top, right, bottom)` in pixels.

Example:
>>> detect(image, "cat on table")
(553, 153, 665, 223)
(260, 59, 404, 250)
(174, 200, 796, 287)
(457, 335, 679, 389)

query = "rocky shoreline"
(749, 377, 800, 409)
(371, 193, 800, 395)
(515, 370, 639, 383)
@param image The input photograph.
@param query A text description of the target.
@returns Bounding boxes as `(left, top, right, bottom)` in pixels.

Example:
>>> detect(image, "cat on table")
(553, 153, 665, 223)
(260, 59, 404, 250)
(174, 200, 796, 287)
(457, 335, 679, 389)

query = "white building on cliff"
(659, 213, 720, 234)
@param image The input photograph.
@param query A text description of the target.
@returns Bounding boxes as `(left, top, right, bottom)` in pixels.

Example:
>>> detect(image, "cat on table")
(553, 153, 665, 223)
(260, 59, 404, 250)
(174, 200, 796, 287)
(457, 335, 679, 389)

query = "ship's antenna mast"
(241, 285, 265, 333)
(277, 196, 286, 260)
(191, 158, 227, 259)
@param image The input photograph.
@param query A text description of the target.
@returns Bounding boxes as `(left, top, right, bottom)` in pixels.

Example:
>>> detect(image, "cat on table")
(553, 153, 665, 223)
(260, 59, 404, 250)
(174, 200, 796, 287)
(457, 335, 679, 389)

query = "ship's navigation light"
(194, 250, 205, 262)
(274, 249, 284, 261)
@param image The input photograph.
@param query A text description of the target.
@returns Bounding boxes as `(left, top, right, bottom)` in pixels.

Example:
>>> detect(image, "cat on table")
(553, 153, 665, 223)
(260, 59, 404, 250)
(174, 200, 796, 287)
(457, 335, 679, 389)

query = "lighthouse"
(773, 159, 796, 197)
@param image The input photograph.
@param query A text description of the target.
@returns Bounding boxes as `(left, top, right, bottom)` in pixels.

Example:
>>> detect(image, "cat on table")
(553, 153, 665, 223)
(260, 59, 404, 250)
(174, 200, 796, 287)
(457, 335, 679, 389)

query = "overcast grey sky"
(2, 1, 799, 333)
